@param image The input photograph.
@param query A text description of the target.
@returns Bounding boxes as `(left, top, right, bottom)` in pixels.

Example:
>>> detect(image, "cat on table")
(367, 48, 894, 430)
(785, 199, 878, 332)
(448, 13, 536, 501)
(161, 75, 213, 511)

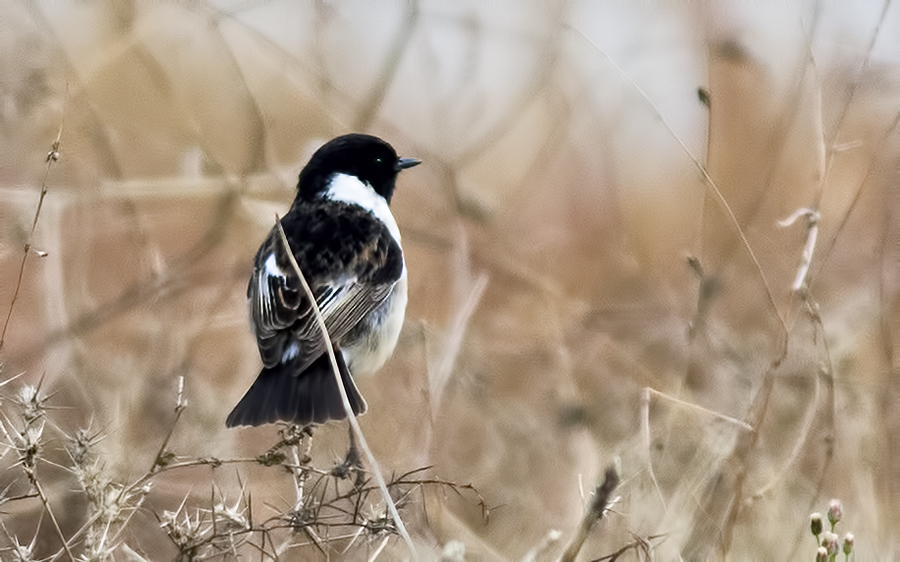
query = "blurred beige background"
(2, 1, 900, 560)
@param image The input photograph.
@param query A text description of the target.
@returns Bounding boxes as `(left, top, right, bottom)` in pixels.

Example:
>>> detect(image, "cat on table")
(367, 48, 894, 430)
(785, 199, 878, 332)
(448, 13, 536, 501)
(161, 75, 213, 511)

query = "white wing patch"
(282, 341, 299, 362)
(264, 253, 285, 279)
(327, 173, 401, 242)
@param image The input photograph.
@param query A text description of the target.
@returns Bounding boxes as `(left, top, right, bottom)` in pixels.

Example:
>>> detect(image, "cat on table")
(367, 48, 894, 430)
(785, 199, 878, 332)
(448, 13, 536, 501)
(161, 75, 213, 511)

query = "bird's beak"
(396, 157, 422, 171)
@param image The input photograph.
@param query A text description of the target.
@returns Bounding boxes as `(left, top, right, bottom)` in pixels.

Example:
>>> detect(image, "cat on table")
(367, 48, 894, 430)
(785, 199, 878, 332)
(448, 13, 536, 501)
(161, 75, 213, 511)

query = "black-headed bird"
(227, 134, 420, 427)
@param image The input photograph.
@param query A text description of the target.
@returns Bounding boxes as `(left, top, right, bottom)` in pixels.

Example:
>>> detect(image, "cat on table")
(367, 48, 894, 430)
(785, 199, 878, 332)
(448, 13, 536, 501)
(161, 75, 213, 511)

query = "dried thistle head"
(10, 425, 43, 472)
(213, 500, 249, 533)
(1, 526, 37, 562)
(160, 508, 206, 555)
(0, 384, 50, 473)
(68, 427, 94, 467)
(68, 428, 105, 493)
(16, 385, 45, 425)
(8, 543, 35, 562)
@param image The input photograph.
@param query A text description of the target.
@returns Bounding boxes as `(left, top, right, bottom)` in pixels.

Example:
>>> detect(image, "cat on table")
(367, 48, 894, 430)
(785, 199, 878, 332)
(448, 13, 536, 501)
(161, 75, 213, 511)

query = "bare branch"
(0, 85, 68, 353)
(558, 465, 621, 562)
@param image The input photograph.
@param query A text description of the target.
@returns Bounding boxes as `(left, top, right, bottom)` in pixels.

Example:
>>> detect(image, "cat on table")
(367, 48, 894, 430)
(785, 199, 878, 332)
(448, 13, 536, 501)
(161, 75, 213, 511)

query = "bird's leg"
(332, 422, 365, 489)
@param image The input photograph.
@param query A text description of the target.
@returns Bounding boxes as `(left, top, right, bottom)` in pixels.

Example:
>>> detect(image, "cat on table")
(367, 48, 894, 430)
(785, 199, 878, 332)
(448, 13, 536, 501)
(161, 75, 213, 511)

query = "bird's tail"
(226, 350, 367, 427)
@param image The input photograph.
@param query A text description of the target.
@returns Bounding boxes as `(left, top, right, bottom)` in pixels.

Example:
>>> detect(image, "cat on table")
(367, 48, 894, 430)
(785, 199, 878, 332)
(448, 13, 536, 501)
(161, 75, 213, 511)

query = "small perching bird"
(227, 134, 420, 428)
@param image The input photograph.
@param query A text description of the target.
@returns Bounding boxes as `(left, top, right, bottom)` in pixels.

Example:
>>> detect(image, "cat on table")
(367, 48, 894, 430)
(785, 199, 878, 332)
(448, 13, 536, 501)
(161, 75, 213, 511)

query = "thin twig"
(273, 216, 417, 555)
(640, 388, 665, 509)
(818, 0, 893, 189)
(801, 0, 894, 301)
(568, 26, 788, 355)
(558, 465, 621, 562)
(28, 473, 76, 561)
(0, 85, 68, 353)
(113, 375, 189, 504)
(811, 110, 900, 286)
(426, 234, 489, 417)
(746, 216, 831, 504)
(716, 363, 778, 559)
(787, 291, 837, 561)
(645, 387, 754, 431)
(150, 375, 188, 473)
(367, 535, 391, 562)
(746, 360, 823, 503)
(590, 533, 666, 562)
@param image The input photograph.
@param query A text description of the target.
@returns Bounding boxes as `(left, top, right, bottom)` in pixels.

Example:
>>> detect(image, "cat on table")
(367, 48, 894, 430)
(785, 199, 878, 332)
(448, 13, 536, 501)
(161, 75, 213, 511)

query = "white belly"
(342, 271, 407, 376)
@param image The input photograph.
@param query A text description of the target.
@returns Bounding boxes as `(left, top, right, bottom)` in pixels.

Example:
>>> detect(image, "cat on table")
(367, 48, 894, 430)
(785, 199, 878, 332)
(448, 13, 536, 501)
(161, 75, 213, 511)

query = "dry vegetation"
(1, 1, 900, 560)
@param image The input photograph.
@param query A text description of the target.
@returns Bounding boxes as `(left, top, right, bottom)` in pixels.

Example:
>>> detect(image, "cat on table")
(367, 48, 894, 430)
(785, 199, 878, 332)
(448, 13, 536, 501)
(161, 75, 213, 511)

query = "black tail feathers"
(226, 350, 367, 427)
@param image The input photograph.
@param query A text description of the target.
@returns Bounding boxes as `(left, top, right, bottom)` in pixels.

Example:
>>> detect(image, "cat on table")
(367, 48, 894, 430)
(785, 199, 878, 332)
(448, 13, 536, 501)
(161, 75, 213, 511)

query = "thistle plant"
(0, 376, 485, 560)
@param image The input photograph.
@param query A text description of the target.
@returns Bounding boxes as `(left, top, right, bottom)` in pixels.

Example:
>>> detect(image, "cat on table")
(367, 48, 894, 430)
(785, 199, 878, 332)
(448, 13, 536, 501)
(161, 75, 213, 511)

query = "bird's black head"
(296, 134, 420, 204)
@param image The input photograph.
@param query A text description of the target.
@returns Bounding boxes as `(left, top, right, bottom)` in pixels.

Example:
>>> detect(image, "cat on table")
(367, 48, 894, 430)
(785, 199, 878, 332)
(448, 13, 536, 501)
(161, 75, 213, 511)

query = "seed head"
(842, 532, 854, 556)
(827, 499, 843, 527)
(810, 512, 823, 536)
(214, 501, 249, 533)
(822, 531, 839, 556)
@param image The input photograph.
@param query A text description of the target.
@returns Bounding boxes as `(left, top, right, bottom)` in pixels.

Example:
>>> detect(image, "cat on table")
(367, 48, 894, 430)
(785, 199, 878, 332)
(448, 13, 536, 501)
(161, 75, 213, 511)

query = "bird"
(226, 134, 420, 427)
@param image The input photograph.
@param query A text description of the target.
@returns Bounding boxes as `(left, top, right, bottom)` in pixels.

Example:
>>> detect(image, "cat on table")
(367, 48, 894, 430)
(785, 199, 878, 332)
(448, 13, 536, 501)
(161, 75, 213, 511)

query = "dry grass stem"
(778, 208, 820, 293)
(0, 86, 67, 353)
(644, 387, 754, 432)
(748, 362, 823, 503)
(568, 25, 789, 350)
(427, 227, 489, 417)
(273, 215, 417, 555)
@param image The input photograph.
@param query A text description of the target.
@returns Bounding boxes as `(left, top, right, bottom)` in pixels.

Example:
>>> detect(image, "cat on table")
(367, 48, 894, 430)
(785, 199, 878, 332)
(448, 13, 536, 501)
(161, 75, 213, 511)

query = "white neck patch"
(326, 173, 401, 242)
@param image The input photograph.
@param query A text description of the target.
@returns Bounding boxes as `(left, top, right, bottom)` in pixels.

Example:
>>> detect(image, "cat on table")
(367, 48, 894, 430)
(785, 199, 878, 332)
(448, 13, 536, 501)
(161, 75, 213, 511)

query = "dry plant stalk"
(1, 379, 77, 561)
(567, 32, 802, 558)
(1, 363, 478, 559)
(272, 215, 417, 555)
(427, 225, 489, 418)
(0, 87, 67, 353)
(569, 24, 788, 349)
(558, 465, 620, 562)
